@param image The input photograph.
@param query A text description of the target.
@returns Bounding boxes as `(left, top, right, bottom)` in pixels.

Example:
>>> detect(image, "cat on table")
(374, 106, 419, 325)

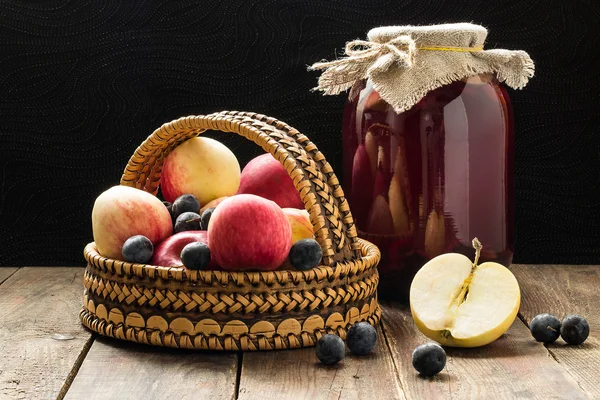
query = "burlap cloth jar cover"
(310, 22, 534, 112)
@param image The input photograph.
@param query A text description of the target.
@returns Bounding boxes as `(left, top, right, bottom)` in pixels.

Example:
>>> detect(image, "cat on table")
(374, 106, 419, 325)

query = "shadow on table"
(444, 333, 538, 359)
(94, 335, 242, 358)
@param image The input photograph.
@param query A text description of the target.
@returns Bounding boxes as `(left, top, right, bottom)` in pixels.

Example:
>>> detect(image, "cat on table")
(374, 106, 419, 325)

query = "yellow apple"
(200, 196, 229, 214)
(410, 238, 520, 347)
(160, 137, 241, 205)
(282, 208, 313, 244)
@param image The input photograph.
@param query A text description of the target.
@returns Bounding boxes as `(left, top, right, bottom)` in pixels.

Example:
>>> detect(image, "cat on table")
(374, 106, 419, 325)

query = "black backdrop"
(0, 0, 599, 266)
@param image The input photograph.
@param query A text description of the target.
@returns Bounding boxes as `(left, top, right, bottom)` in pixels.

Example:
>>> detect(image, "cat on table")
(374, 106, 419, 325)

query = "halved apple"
(410, 238, 520, 347)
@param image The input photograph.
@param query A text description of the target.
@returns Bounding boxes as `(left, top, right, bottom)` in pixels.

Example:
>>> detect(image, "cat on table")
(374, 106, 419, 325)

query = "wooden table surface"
(0, 265, 598, 400)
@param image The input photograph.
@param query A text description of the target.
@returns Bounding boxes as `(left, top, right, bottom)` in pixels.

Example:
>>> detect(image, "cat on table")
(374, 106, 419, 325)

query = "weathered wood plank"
(0, 267, 91, 400)
(513, 264, 600, 398)
(382, 302, 588, 399)
(0, 267, 18, 285)
(238, 324, 405, 400)
(64, 338, 239, 400)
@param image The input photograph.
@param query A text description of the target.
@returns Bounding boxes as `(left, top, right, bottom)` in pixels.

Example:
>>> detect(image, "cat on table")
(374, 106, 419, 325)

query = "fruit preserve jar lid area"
(310, 22, 534, 114)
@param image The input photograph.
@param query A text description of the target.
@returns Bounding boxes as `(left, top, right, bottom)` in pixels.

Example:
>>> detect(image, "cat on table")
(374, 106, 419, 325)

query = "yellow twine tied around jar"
(309, 35, 484, 95)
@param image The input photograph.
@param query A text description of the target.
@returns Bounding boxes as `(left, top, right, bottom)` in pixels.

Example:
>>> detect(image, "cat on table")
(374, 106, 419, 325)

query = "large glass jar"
(342, 74, 514, 300)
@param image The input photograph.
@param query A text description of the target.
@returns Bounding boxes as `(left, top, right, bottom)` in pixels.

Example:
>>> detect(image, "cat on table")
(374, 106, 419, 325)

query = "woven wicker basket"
(81, 111, 381, 351)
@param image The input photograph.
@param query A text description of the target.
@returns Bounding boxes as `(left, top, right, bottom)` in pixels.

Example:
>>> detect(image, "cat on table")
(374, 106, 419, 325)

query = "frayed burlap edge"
(370, 49, 534, 114)
(310, 23, 535, 113)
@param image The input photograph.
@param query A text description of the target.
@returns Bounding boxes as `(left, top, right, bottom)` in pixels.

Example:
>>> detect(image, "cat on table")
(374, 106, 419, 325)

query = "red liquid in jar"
(342, 74, 514, 300)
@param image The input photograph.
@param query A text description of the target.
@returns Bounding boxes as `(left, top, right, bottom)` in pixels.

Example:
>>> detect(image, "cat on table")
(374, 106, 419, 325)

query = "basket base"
(80, 305, 382, 351)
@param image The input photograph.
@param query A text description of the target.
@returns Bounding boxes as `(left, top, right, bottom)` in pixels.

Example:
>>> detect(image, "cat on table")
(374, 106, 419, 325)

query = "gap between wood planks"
(236, 313, 405, 400)
(56, 334, 96, 400)
(0, 267, 19, 286)
(516, 311, 589, 394)
(0, 267, 93, 399)
(378, 317, 404, 395)
(512, 264, 600, 398)
(380, 299, 588, 400)
(235, 352, 244, 400)
(1, 265, 594, 399)
(519, 310, 587, 396)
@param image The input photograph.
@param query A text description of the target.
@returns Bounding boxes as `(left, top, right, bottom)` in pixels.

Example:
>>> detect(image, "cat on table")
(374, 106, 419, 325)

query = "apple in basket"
(151, 230, 219, 269)
(160, 137, 241, 205)
(200, 196, 229, 214)
(237, 153, 304, 209)
(282, 208, 314, 244)
(208, 194, 292, 271)
(92, 185, 173, 260)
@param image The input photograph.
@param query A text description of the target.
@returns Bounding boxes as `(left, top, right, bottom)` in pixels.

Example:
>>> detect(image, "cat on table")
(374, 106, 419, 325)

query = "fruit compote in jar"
(310, 23, 534, 300)
(342, 74, 515, 300)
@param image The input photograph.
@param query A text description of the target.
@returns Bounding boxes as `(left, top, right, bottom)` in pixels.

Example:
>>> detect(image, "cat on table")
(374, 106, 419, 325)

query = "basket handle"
(120, 111, 361, 265)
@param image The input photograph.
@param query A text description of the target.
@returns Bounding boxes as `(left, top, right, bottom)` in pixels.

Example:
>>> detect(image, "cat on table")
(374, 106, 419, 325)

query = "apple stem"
(472, 237, 482, 268)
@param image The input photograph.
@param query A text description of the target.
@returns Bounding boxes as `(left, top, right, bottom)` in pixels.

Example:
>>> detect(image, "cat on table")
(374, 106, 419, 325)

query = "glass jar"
(342, 73, 514, 300)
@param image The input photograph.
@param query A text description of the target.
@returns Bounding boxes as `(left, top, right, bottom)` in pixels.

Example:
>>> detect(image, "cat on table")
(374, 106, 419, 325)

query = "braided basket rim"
(84, 237, 380, 285)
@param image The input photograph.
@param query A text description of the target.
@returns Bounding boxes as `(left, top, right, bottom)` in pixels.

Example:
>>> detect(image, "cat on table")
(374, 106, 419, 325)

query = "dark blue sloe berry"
(122, 235, 153, 264)
(561, 315, 589, 345)
(316, 334, 345, 365)
(346, 322, 378, 355)
(200, 207, 216, 230)
(174, 212, 201, 233)
(530, 313, 561, 344)
(180, 242, 211, 270)
(412, 343, 446, 377)
(172, 194, 201, 220)
(289, 239, 322, 271)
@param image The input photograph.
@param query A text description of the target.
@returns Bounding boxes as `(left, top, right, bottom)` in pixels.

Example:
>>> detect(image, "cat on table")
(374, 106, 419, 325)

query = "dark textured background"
(0, 0, 599, 266)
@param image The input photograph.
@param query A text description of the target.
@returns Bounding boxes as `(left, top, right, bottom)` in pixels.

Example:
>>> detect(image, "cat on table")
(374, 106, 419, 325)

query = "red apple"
(208, 194, 292, 271)
(151, 230, 218, 269)
(237, 153, 304, 209)
(92, 185, 172, 260)
(161, 137, 241, 204)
